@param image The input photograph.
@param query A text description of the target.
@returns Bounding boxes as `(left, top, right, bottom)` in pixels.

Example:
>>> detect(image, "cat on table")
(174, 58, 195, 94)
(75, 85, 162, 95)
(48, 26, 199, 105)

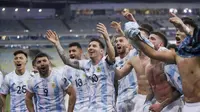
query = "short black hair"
(181, 17, 198, 29)
(68, 42, 82, 49)
(32, 59, 36, 66)
(151, 31, 168, 47)
(139, 24, 153, 35)
(13, 50, 28, 58)
(167, 44, 178, 52)
(34, 53, 49, 61)
(89, 38, 105, 49)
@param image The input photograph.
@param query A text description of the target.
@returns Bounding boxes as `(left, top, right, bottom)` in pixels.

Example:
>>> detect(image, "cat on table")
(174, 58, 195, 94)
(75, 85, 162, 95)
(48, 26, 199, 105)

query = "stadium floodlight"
(188, 9, 192, 13)
(183, 8, 188, 13)
(169, 8, 177, 13)
(174, 9, 178, 13)
(15, 8, 18, 12)
(75, 35, 79, 37)
(69, 29, 73, 32)
(39, 9, 42, 12)
(2, 8, 5, 11)
(27, 9, 30, 12)
(17, 35, 20, 39)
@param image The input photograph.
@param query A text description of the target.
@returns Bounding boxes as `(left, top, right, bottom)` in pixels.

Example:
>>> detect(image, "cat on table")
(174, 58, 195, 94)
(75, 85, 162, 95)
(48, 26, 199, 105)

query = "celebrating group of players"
(0, 10, 199, 112)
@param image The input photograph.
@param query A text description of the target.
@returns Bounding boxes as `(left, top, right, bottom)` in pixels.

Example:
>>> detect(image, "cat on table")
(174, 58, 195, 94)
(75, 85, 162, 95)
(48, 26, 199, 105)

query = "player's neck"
(91, 55, 103, 65)
(15, 69, 25, 76)
(119, 50, 130, 59)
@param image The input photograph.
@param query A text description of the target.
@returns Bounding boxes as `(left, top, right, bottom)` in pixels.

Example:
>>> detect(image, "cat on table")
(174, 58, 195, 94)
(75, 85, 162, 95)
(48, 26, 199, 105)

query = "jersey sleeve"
(0, 71, 3, 87)
(0, 75, 10, 94)
(78, 60, 89, 70)
(26, 78, 34, 93)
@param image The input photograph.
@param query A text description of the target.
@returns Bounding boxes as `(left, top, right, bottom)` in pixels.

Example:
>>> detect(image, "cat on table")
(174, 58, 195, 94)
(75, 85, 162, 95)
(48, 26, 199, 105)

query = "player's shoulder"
(5, 71, 15, 78)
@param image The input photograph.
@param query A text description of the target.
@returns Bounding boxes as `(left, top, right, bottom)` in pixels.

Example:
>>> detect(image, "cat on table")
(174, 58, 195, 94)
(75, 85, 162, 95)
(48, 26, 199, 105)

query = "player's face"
(87, 41, 103, 59)
(35, 57, 50, 75)
(175, 29, 186, 46)
(69, 46, 82, 60)
(115, 37, 129, 54)
(149, 34, 163, 50)
(13, 53, 27, 71)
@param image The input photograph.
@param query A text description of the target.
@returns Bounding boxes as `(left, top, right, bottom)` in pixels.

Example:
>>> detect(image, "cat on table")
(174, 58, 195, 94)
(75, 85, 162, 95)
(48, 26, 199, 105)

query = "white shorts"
(116, 96, 136, 112)
(183, 102, 200, 112)
(143, 98, 183, 112)
(132, 94, 146, 112)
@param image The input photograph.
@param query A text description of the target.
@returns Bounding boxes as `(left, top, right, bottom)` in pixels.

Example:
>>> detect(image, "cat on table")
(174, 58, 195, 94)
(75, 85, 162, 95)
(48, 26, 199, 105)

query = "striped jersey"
(27, 68, 71, 112)
(62, 65, 89, 112)
(115, 49, 138, 102)
(79, 57, 116, 112)
(0, 70, 32, 112)
(164, 64, 183, 94)
(0, 71, 3, 87)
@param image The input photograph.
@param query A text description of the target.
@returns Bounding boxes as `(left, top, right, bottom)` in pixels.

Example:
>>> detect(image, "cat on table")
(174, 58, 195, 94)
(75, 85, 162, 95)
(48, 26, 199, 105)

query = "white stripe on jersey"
(27, 68, 71, 112)
(62, 65, 89, 112)
(0, 70, 32, 112)
(115, 49, 138, 103)
(164, 64, 183, 94)
(79, 57, 116, 112)
(0, 71, 3, 87)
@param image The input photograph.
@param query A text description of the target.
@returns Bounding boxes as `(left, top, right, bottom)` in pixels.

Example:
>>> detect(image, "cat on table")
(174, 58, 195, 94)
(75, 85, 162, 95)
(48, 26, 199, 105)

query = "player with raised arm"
(63, 42, 89, 112)
(25, 53, 76, 112)
(124, 11, 200, 112)
(46, 22, 116, 111)
(0, 50, 32, 112)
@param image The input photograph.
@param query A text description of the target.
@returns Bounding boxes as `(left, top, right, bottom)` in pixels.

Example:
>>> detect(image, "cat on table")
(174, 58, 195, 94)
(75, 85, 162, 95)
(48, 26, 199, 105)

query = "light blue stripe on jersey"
(54, 76, 62, 111)
(164, 64, 183, 94)
(116, 49, 138, 102)
(101, 64, 107, 111)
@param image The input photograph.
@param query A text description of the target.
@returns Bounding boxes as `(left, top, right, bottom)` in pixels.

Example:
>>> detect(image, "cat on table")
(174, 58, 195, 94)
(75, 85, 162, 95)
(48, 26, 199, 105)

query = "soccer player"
(115, 24, 153, 112)
(46, 22, 116, 111)
(143, 32, 182, 112)
(25, 53, 76, 112)
(0, 71, 3, 110)
(0, 50, 31, 111)
(63, 42, 89, 112)
(124, 11, 200, 112)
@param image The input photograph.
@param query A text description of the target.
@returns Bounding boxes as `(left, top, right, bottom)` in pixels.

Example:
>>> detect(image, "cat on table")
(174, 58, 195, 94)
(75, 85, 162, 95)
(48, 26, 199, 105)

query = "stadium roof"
(0, 0, 199, 8)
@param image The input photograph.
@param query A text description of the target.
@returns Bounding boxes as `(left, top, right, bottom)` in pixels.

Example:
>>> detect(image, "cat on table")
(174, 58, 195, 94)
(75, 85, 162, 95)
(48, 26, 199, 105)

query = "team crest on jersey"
(96, 67, 101, 72)
(52, 82, 56, 88)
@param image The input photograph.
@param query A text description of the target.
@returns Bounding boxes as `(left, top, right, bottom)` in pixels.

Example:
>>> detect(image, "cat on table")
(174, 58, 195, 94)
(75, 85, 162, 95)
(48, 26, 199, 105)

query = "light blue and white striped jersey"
(0, 70, 32, 112)
(115, 49, 138, 103)
(164, 64, 183, 94)
(62, 65, 89, 112)
(27, 68, 71, 112)
(79, 57, 116, 112)
(0, 71, 3, 87)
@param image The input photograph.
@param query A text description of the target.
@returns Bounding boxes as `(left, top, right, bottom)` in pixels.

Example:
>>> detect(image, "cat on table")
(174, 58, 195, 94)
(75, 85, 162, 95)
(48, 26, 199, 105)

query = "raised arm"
(110, 21, 125, 36)
(66, 85, 76, 112)
(96, 23, 115, 63)
(115, 58, 134, 80)
(25, 91, 35, 112)
(46, 30, 81, 69)
(122, 12, 176, 64)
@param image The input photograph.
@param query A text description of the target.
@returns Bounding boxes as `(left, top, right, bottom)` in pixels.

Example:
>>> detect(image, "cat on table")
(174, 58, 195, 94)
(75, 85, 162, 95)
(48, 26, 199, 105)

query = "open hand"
(46, 30, 60, 45)
(96, 23, 109, 40)
(149, 103, 163, 112)
(121, 9, 137, 22)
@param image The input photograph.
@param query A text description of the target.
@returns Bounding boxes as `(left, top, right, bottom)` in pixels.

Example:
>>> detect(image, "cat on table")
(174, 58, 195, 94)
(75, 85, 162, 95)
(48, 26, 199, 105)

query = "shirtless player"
(124, 12, 200, 112)
(143, 32, 182, 112)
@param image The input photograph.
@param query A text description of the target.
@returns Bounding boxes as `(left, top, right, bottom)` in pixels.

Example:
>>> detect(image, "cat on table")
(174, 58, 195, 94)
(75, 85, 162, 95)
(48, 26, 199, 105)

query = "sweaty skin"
(132, 52, 150, 95)
(146, 60, 176, 103)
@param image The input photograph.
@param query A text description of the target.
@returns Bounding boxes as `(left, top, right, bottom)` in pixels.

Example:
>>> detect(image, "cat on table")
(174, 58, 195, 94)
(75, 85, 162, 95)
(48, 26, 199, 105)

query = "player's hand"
(96, 23, 110, 41)
(149, 103, 163, 112)
(169, 12, 190, 34)
(121, 9, 136, 22)
(46, 30, 60, 45)
(110, 21, 121, 31)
